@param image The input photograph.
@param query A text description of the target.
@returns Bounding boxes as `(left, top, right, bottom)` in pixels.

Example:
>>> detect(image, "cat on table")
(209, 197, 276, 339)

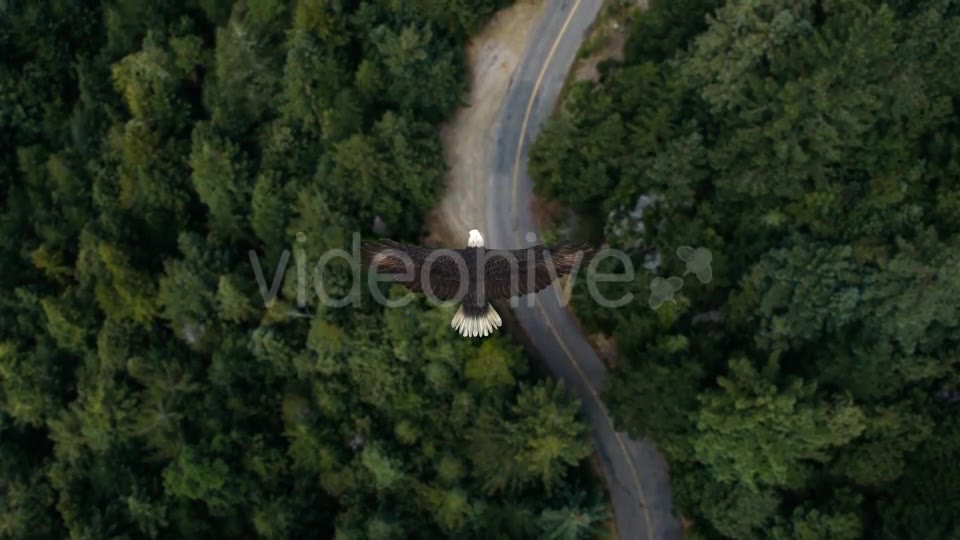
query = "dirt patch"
(574, 20, 627, 82)
(573, 0, 649, 81)
(590, 333, 621, 369)
(530, 195, 565, 232)
(571, 0, 651, 83)
(424, 1, 548, 248)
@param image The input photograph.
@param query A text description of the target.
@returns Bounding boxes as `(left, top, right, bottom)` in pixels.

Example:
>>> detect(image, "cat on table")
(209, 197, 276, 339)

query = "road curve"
(485, 1, 683, 539)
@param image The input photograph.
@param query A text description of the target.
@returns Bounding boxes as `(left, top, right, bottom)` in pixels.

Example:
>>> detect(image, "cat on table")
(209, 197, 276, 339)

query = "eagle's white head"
(467, 229, 484, 248)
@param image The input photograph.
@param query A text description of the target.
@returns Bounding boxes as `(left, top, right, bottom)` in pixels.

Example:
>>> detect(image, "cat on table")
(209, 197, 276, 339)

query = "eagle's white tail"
(451, 304, 502, 338)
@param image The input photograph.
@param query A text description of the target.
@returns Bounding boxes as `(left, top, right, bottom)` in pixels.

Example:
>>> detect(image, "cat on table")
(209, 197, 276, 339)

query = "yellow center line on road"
(507, 1, 656, 538)
(511, 0, 579, 214)
(534, 300, 655, 540)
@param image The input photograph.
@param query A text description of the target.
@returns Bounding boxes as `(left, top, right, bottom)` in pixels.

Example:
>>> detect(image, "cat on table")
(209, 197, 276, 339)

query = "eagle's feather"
(482, 241, 594, 299)
(361, 236, 594, 337)
(360, 239, 470, 300)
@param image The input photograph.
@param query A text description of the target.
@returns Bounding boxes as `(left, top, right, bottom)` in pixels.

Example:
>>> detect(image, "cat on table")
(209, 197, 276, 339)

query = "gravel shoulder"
(425, 1, 548, 247)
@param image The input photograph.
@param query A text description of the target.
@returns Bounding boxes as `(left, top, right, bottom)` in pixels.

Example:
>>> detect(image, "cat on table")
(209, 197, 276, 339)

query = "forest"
(0, 1, 612, 538)
(530, 0, 960, 538)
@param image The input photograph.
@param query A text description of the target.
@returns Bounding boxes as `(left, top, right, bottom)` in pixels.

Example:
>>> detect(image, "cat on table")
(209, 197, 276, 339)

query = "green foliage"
(189, 122, 253, 237)
(530, 0, 960, 537)
(875, 415, 960, 539)
(468, 382, 592, 495)
(693, 358, 866, 491)
(0, 1, 608, 538)
(368, 23, 466, 122)
(465, 339, 521, 391)
(360, 445, 406, 492)
(537, 489, 611, 540)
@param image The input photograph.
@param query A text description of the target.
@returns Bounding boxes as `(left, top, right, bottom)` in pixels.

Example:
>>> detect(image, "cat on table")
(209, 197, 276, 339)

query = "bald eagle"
(361, 229, 594, 337)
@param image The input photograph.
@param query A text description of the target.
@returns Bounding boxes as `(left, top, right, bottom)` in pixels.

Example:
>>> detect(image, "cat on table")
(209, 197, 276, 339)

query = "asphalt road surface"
(485, 1, 683, 538)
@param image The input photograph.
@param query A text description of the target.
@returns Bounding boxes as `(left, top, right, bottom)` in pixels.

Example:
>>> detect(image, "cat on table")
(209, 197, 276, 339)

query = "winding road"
(485, 1, 682, 538)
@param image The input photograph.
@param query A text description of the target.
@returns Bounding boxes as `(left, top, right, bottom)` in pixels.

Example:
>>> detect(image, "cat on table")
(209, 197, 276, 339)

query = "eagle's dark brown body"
(361, 230, 593, 337)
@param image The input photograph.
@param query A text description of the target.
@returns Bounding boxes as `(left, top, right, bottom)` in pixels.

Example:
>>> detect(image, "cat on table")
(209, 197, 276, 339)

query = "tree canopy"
(0, 1, 607, 538)
(530, 0, 960, 538)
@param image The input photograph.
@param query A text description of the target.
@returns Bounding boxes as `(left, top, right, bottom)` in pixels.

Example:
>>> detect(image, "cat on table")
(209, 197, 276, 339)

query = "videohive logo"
(648, 246, 713, 310)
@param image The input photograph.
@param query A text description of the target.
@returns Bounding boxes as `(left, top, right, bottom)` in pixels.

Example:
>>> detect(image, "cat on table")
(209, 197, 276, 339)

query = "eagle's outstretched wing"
(361, 239, 468, 300)
(482, 241, 594, 299)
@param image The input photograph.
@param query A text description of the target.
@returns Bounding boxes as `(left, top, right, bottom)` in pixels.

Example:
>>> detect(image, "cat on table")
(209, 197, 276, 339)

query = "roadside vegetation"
(530, 0, 960, 538)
